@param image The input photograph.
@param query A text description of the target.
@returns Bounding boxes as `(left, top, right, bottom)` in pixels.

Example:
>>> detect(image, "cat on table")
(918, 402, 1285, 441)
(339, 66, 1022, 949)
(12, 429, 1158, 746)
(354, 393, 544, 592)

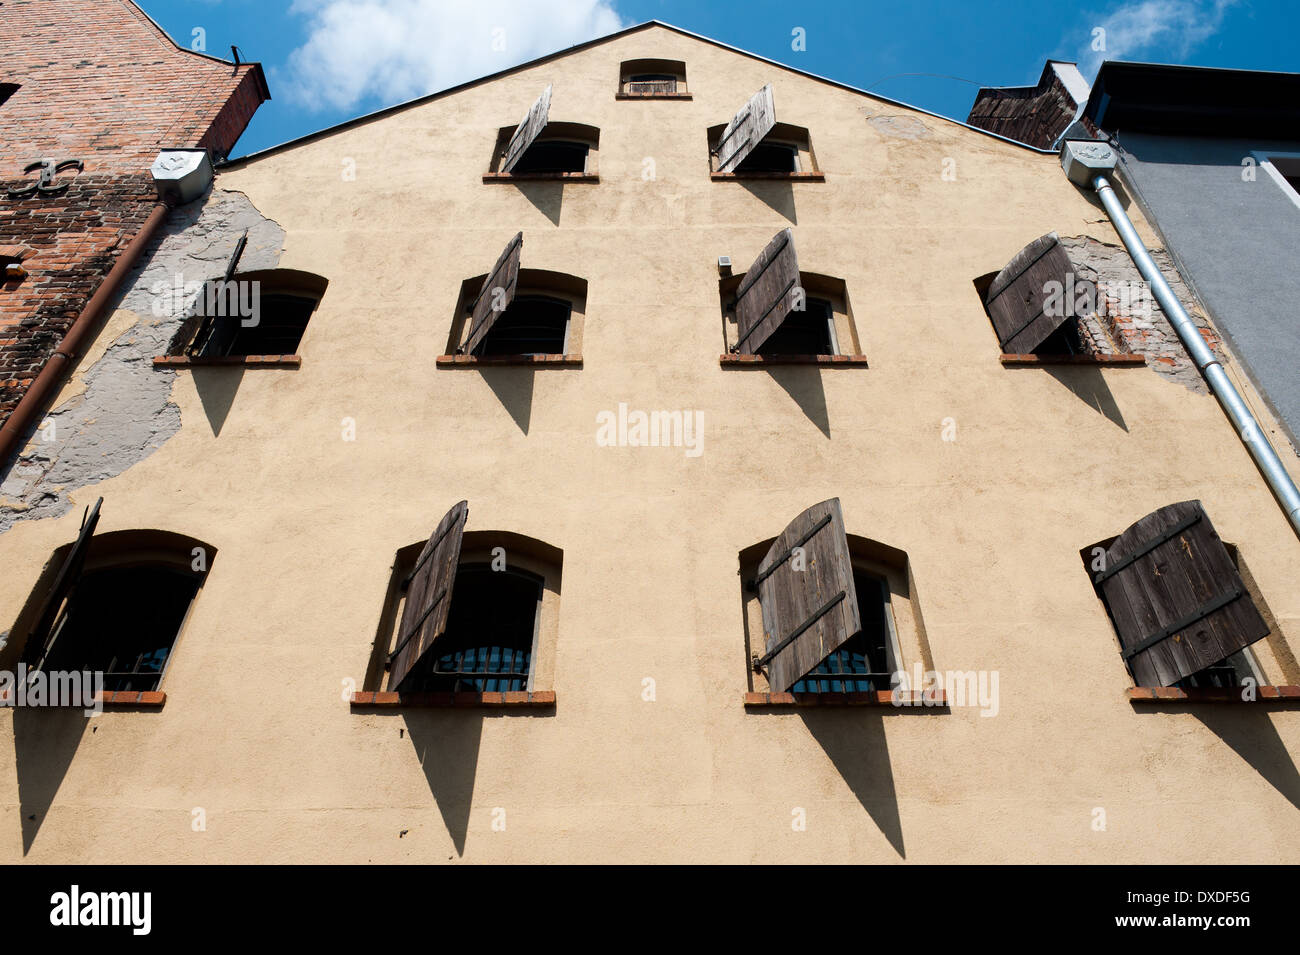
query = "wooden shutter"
(1096, 500, 1269, 687)
(715, 84, 776, 173)
(983, 233, 1076, 354)
(501, 85, 552, 174)
(753, 498, 862, 693)
(388, 500, 468, 693)
(25, 496, 102, 672)
(463, 232, 523, 356)
(733, 228, 801, 355)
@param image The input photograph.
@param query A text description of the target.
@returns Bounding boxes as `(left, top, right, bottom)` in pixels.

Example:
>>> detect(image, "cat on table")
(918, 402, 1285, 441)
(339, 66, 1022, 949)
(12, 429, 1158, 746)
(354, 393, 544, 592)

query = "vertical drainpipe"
(1060, 140, 1300, 536)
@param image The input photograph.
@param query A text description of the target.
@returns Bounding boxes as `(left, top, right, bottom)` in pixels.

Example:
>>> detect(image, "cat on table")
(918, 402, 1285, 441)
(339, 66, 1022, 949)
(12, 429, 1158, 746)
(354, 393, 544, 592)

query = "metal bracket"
(1120, 587, 1243, 660)
(1094, 512, 1202, 584)
(7, 158, 84, 198)
(755, 590, 846, 668)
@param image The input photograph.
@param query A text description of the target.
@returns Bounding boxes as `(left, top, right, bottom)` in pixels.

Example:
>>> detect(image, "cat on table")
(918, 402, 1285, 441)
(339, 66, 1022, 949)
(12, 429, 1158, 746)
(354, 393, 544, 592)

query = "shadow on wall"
(1129, 705, 1300, 813)
(12, 706, 90, 856)
(766, 365, 829, 437)
(513, 182, 563, 228)
(799, 710, 906, 857)
(738, 180, 796, 223)
(478, 367, 535, 435)
(1044, 366, 1129, 431)
(190, 366, 245, 438)
(401, 708, 554, 857)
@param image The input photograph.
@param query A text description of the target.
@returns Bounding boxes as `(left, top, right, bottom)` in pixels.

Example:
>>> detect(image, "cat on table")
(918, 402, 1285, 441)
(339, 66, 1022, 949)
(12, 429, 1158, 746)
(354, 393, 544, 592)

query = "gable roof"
(219, 19, 1054, 167)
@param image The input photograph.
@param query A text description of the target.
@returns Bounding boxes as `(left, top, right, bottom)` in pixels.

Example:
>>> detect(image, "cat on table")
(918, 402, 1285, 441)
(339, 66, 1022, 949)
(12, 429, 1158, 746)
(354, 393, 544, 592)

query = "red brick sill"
(720, 353, 868, 367)
(153, 355, 301, 369)
(436, 353, 582, 367)
(1000, 353, 1146, 366)
(0, 691, 166, 708)
(350, 690, 556, 708)
(482, 172, 598, 183)
(615, 91, 693, 100)
(744, 690, 948, 708)
(711, 171, 825, 182)
(1128, 685, 1300, 703)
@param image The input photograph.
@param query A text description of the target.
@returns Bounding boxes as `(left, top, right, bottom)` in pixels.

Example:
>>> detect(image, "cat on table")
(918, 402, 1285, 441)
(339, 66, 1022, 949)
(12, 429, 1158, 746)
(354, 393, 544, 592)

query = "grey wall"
(1113, 131, 1300, 448)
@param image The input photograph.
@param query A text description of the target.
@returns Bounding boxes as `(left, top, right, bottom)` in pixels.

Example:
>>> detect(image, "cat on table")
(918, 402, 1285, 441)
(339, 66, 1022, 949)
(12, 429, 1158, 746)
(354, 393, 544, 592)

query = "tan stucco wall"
(2, 25, 1298, 863)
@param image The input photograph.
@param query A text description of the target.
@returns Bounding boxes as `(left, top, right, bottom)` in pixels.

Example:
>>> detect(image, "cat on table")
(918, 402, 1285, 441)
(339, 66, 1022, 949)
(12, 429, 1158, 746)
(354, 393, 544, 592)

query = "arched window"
(618, 59, 689, 98)
(485, 85, 600, 181)
(8, 499, 214, 697)
(166, 268, 328, 362)
(364, 501, 562, 701)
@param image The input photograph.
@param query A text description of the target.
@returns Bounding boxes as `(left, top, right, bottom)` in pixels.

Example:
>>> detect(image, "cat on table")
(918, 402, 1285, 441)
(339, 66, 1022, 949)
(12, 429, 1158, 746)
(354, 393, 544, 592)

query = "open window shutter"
(388, 500, 468, 692)
(733, 228, 801, 355)
(984, 233, 1076, 354)
(715, 83, 776, 173)
(25, 496, 102, 672)
(463, 232, 523, 356)
(754, 498, 862, 693)
(501, 85, 552, 174)
(1096, 500, 1269, 687)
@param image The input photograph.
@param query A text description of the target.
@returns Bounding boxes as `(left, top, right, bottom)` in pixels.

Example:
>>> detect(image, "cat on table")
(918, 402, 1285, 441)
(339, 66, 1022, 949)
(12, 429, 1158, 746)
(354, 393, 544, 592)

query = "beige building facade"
(1, 22, 1298, 863)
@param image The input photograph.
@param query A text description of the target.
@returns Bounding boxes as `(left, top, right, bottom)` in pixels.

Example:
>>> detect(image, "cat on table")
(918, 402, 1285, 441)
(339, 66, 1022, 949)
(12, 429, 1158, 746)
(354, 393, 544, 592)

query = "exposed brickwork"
(1061, 235, 1223, 393)
(0, 0, 268, 437)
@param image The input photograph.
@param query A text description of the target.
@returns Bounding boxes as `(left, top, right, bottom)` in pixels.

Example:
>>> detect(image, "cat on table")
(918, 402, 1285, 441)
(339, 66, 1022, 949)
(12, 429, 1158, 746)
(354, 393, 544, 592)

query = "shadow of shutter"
(464, 232, 523, 356)
(25, 496, 102, 673)
(1098, 500, 1269, 686)
(734, 228, 801, 355)
(984, 233, 1075, 354)
(715, 84, 776, 174)
(388, 500, 468, 693)
(501, 85, 553, 174)
(754, 498, 862, 692)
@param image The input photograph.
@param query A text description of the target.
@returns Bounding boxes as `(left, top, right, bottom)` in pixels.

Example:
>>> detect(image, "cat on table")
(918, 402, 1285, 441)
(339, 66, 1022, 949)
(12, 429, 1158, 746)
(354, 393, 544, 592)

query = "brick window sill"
(1128, 685, 1300, 703)
(436, 353, 582, 367)
(482, 172, 598, 183)
(711, 171, 825, 182)
(1000, 353, 1146, 366)
(100, 691, 166, 708)
(720, 353, 868, 367)
(153, 355, 301, 369)
(615, 91, 693, 100)
(744, 690, 948, 708)
(350, 691, 556, 708)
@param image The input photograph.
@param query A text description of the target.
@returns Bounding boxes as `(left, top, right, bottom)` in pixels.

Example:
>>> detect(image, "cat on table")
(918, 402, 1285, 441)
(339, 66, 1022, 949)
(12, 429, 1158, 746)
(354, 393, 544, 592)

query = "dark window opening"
(1177, 650, 1256, 690)
(627, 73, 677, 94)
(474, 294, 570, 356)
(199, 292, 317, 357)
(792, 570, 895, 693)
(30, 564, 200, 692)
(511, 140, 588, 174)
(0, 84, 18, 108)
(401, 564, 540, 693)
(735, 141, 798, 174)
(1030, 316, 1082, 356)
(756, 296, 834, 356)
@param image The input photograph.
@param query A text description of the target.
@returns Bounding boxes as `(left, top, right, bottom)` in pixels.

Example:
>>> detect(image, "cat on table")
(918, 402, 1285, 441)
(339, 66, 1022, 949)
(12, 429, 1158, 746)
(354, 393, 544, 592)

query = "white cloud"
(280, 0, 627, 111)
(1080, 0, 1239, 77)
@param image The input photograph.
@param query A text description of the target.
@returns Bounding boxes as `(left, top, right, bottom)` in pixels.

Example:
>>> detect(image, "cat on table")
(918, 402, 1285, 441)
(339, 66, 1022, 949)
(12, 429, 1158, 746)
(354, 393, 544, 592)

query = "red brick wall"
(0, 0, 268, 431)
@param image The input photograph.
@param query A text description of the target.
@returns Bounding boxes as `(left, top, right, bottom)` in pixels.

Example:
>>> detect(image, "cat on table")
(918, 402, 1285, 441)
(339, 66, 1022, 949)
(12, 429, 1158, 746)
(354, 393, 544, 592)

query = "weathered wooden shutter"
(1096, 500, 1269, 687)
(733, 228, 801, 355)
(463, 232, 523, 356)
(753, 498, 862, 693)
(501, 85, 552, 174)
(25, 496, 102, 672)
(388, 500, 468, 692)
(715, 84, 776, 173)
(984, 233, 1076, 354)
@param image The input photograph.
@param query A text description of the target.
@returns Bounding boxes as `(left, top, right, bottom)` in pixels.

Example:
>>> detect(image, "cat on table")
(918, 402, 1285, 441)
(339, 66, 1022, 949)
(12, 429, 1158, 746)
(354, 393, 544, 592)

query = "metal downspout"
(1091, 173, 1300, 536)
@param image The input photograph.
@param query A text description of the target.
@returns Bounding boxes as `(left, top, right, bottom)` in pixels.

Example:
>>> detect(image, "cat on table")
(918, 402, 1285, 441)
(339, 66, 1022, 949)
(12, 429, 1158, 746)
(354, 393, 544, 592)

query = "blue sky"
(140, 0, 1297, 159)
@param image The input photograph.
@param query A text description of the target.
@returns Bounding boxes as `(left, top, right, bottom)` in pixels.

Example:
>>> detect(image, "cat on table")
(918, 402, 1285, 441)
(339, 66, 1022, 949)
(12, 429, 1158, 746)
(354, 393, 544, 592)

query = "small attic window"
(618, 59, 689, 98)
